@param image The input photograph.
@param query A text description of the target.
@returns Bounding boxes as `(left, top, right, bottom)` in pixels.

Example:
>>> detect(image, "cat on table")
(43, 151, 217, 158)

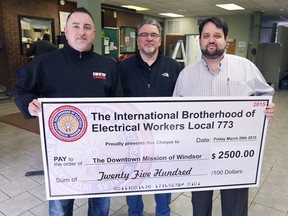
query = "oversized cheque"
(38, 96, 271, 200)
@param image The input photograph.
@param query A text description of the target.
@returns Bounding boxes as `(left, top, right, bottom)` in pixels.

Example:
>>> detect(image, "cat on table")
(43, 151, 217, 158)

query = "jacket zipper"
(148, 67, 152, 93)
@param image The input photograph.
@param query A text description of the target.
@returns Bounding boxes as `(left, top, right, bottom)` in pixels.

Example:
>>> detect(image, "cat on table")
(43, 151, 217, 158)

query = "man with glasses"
(117, 19, 183, 216)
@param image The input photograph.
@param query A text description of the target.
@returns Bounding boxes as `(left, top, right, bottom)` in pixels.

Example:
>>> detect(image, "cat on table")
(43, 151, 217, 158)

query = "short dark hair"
(66, 7, 94, 24)
(137, 19, 162, 36)
(199, 17, 228, 38)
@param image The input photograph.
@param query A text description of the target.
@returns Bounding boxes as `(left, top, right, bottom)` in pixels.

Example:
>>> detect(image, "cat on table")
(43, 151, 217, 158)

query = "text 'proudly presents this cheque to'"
(38, 96, 271, 200)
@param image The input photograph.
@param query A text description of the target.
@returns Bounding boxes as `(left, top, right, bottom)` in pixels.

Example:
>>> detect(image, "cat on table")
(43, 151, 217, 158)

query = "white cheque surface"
(38, 96, 271, 200)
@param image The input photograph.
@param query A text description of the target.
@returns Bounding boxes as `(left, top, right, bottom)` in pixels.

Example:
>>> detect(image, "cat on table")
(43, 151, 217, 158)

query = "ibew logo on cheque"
(49, 105, 88, 142)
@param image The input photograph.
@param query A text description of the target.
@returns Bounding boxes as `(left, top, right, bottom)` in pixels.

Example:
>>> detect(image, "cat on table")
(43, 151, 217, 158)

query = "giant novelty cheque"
(38, 96, 271, 200)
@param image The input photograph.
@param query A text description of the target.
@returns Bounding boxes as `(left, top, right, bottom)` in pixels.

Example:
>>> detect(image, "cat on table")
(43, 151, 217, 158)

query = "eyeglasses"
(138, 33, 161, 39)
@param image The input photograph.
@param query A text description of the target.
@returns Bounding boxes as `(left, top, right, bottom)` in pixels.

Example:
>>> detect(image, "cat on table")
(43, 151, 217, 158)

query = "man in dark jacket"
(26, 33, 57, 57)
(117, 19, 183, 216)
(13, 7, 122, 216)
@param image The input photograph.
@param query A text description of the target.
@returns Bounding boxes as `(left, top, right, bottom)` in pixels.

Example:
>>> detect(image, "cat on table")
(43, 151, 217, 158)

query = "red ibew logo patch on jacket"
(93, 72, 106, 80)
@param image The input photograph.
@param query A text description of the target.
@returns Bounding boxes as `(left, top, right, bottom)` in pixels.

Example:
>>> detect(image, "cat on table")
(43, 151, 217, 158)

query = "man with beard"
(173, 17, 275, 216)
(117, 19, 183, 215)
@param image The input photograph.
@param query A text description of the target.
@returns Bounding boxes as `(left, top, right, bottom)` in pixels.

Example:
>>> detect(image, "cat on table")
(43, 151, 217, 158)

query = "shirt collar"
(201, 54, 226, 74)
(136, 50, 162, 66)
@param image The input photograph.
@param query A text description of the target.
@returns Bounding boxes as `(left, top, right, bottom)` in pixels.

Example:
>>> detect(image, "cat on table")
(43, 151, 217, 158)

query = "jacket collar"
(136, 50, 162, 66)
(63, 42, 93, 61)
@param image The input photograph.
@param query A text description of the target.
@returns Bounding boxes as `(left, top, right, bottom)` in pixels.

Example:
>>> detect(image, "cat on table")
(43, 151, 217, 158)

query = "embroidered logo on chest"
(161, 72, 169, 78)
(93, 72, 107, 80)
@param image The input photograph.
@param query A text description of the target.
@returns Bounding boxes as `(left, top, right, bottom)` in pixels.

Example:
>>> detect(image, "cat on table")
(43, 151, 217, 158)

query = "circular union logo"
(49, 106, 87, 142)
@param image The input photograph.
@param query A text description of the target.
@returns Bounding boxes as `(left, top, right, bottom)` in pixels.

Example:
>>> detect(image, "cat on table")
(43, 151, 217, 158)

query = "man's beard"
(201, 47, 225, 59)
(143, 45, 157, 55)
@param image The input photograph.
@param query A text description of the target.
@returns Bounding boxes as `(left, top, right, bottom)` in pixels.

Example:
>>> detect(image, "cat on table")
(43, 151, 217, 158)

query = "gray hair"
(137, 19, 162, 35)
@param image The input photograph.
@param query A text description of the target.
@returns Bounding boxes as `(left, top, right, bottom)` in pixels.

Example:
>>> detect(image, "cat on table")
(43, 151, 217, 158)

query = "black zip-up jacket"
(13, 42, 122, 119)
(117, 51, 183, 97)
